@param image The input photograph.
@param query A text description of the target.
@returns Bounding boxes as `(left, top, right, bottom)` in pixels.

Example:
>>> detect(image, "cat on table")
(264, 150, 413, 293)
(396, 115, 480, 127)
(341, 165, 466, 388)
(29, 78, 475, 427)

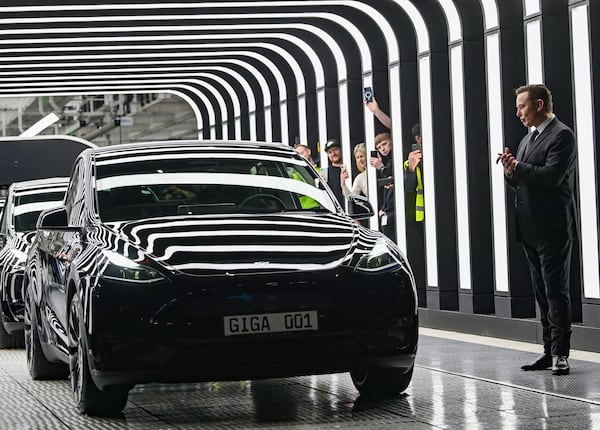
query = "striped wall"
(0, 0, 598, 336)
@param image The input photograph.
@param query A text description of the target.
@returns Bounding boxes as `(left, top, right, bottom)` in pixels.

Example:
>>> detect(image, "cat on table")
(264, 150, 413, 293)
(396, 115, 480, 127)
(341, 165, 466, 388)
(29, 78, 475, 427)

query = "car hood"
(104, 213, 382, 276)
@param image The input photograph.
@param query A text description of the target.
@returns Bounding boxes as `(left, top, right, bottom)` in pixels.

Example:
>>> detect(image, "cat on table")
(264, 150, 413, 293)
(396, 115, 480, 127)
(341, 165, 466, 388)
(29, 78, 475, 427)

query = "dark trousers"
(522, 238, 573, 357)
(406, 220, 426, 307)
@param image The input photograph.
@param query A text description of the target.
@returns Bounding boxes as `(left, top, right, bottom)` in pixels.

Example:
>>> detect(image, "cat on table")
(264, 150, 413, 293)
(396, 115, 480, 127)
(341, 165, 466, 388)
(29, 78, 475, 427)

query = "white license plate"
(224, 310, 318, 336)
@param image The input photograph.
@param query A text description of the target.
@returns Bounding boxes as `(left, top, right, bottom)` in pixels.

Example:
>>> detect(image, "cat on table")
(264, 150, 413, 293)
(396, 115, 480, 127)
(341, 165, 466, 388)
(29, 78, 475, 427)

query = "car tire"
(69, 293, 129, 417)
(0, 306, 25, 349)
(350, 365, 414, 397)
(24, 289, 69, 380)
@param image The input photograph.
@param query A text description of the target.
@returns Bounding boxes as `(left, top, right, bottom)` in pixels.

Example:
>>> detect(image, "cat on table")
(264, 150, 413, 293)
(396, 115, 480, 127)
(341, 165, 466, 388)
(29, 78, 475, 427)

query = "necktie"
(523, 129, 538, 159)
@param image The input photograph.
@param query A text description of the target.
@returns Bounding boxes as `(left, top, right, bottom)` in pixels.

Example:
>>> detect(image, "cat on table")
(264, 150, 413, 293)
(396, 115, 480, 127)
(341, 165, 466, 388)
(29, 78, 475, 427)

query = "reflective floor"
(1, 328, 599, 429)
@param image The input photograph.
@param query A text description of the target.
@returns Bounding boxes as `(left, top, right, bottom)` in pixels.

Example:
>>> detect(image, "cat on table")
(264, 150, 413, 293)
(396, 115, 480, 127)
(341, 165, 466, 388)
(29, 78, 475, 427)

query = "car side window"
(64, 161, 85, 226)
(0, 198, 7, 236)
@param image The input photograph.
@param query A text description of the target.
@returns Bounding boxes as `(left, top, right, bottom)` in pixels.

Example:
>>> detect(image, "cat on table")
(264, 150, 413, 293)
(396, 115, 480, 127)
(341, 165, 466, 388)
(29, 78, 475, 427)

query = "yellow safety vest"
(403, 160, 424, 222)
(291, 170, 320, 209)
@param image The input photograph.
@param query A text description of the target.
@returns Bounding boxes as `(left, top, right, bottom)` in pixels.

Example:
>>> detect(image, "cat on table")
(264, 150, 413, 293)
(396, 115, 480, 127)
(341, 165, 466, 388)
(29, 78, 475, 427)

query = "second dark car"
(0, 177, 69, 348)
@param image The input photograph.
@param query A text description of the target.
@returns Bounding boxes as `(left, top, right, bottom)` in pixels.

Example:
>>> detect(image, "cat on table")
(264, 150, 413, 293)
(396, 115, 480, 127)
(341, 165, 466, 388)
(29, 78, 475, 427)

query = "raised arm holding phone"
(363, 89, 427, 306)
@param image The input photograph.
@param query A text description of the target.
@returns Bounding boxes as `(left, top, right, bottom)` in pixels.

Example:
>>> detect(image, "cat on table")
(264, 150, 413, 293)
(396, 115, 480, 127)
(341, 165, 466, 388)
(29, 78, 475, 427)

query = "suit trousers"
(521, 238, 573, 356)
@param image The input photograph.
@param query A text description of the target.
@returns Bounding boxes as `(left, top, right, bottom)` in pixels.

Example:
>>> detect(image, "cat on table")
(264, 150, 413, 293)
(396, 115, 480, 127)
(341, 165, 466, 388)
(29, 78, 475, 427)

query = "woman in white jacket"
(341, 142, 368, 198)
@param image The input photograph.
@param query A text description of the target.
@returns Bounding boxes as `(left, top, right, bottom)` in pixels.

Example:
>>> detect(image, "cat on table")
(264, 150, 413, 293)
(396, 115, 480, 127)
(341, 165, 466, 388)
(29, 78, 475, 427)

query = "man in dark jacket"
(323, 139, 345, 207)
(370, 132, 395, 241)
(498, 84, 578, 375)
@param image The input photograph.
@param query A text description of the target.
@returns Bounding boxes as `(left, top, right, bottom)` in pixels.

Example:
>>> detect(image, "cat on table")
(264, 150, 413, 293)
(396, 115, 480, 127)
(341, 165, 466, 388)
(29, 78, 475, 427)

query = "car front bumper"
(86, 268, 418, 388)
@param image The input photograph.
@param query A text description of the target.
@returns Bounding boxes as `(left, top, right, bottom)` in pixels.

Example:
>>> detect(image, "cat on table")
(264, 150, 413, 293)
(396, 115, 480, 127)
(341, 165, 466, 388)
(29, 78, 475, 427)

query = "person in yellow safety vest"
(293, 143, 321, 209)
(404, 124, 424, 221)
(403, 123, 427, 307)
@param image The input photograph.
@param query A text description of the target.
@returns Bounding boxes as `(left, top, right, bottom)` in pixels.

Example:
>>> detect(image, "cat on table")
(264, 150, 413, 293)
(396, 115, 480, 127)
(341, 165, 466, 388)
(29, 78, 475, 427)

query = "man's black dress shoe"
(521, 353, 552, 371)
(552, 356, 570, 375)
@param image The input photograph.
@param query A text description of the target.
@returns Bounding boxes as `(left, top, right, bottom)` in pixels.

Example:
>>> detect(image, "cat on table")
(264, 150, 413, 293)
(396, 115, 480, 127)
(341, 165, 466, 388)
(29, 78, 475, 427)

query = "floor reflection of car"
(0, 178, 69, 348)
(24, 140, 418, 416)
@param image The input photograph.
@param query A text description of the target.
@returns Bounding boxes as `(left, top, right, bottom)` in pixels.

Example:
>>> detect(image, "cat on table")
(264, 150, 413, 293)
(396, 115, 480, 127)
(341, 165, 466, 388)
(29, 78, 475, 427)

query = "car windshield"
(95, 150, 337, 222)
(13, 191, 66, 232)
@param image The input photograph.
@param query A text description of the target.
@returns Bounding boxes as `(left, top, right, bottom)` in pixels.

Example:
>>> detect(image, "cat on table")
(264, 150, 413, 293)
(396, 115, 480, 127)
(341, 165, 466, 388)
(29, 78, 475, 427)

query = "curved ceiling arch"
(0, 1, 434, 203)
(0, 56, 286, 144)
(0, 45, 302, 141)
(0, 23, 348, 85)
(0, 15, 364, 153)
(0, 39, 320, 146)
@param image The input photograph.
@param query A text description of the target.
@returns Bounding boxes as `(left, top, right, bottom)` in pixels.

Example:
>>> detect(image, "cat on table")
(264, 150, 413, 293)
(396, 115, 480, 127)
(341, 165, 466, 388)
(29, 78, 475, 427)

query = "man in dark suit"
(497, 84, 578, 376)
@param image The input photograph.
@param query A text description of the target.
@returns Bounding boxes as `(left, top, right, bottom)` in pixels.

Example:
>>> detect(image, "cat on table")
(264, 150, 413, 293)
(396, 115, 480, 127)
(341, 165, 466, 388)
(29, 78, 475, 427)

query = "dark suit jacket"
(505, 117, 578, 244)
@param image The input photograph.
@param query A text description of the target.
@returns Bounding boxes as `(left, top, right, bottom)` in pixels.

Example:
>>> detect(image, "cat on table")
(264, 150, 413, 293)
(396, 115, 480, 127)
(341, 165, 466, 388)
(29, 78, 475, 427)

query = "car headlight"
(355, 237, 410, 274)
(102, 250, 165, 283)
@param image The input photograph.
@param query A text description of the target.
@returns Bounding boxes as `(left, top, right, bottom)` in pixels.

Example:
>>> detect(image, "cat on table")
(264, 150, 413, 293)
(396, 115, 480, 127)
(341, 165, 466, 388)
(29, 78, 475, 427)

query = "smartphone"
(370, 150, 379, 158)
(411, 143, 422, 152)
(340, 164, 347, 173)
(363, 86, 374, 103)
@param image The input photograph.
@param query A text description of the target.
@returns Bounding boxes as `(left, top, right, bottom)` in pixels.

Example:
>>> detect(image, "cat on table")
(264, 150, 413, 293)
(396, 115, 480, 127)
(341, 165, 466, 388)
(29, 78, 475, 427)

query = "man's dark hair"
(411, 123, 421, 140)
(515, 84, 553, 113)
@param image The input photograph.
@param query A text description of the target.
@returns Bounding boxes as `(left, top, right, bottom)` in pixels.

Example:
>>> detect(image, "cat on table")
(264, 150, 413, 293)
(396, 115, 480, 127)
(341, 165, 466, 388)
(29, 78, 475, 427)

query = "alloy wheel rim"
(24, 291, 33, 373)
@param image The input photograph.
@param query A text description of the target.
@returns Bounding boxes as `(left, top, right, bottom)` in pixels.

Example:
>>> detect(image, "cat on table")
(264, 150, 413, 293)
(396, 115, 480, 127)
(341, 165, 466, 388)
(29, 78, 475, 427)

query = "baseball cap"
(324, 139, 340, 151)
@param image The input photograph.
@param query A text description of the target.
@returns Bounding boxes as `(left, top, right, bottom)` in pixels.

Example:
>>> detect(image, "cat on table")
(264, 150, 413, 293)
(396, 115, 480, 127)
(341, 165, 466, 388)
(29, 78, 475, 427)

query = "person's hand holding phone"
(370, 149, 383, 170)
(363, 87, 374, 103)
(340, 164, 349, 182)
(407, 145, 422, 172)
(364, 87, 380, 113)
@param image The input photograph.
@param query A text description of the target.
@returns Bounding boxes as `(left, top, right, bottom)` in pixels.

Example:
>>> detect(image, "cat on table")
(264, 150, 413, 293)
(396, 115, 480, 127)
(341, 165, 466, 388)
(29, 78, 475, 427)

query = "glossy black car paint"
(26, 141, 417, 399)
(0, 178, 68, 343)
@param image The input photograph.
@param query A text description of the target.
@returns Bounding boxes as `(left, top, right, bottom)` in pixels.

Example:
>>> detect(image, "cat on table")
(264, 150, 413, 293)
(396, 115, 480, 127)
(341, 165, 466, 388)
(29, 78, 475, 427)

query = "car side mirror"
(347, 194, 374, 220)
(37, 206, 69, 230)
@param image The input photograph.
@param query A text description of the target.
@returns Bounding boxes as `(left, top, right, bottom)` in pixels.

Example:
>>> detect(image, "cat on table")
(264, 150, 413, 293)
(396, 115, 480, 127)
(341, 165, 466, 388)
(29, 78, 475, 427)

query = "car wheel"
(0, 306, 25, 349)
(68, 293, 129, 417)
(24, 288, 69, 380)
(350, 365, 414, 397)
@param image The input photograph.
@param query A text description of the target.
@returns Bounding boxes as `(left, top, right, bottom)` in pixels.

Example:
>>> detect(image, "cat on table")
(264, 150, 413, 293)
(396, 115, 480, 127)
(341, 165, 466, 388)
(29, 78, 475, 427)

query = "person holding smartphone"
(403, 123, 427, 307)
(369, 132, 396, 242)
(363, 91, 427, 305)
(404, 123, 424, 221)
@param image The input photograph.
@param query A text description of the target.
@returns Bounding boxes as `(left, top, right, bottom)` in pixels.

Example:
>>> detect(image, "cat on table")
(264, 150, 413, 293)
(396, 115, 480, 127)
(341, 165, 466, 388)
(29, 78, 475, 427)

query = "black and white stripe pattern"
(0, 177, 69, 323)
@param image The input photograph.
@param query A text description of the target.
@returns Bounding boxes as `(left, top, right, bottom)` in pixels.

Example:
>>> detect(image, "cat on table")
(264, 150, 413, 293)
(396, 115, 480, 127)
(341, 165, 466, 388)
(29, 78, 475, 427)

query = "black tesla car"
(24, 141, 418, 416)
(0, 177, 69, 348)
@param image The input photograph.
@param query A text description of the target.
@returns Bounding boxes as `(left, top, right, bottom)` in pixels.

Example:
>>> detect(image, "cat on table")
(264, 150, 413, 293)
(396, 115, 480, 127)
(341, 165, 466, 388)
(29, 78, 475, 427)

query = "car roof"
(9, 176, 70, 192)
(89, 140, 293, 158)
